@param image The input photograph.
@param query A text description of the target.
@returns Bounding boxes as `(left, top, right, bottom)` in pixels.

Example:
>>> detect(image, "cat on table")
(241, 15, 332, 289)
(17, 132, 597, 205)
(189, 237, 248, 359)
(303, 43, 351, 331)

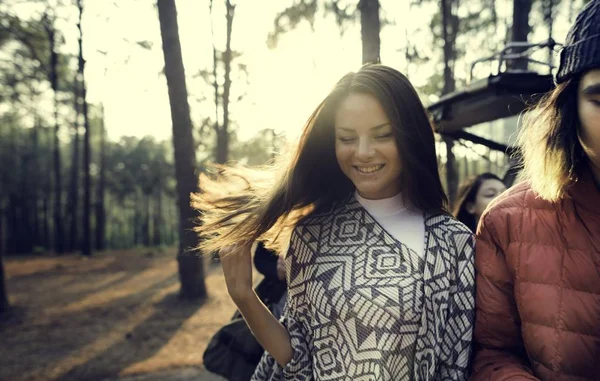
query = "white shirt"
(355, 191, 425, 258)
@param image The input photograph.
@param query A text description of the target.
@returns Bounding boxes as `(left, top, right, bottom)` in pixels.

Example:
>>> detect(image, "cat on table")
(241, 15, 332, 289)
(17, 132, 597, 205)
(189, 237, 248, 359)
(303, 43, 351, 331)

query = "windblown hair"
(517, 77, 586, 201)
(453, 172, 503, 233)
(192, 64, 448, 255)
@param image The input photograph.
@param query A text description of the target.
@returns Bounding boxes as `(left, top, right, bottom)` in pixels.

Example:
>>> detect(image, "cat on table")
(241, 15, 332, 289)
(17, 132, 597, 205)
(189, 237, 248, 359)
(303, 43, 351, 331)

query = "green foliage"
(229, 129, 283, 166)
(267, 0, 318, 49)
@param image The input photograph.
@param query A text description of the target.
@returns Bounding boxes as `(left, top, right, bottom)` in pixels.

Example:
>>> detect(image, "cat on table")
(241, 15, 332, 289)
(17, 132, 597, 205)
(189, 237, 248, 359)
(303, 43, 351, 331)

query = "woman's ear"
(465, 202, 476, 215)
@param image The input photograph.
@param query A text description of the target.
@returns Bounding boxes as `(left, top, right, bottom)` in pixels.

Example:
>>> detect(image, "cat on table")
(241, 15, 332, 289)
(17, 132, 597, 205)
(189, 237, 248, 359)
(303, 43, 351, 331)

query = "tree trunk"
(143, 194, 150, 246)
(153, 190, 162, 246)
(0, 246, 9, 319)
(43, 126, 52, 250)
(7, 195, 17, 255)
(31, 122, 41, 249)
(358, 0, 381, 64)
(542, 0, 556, 65)
(0, 204, 5, 257)
(133, 194, 140, 246)
(444, 136, 458, 208)
(20, 151, 33, 254)
(46, 19, 64, 255)
(441, 0, 459, 207)
(20, 189, 33, 254)
(67, 76, 81, 253)
(209, 0, 220, 158)
(95, 106, 106, 251)
(216, 0, 235, 164)
(0, 206, 4, 257)
(510, 0, 533, 70)
(77, 0, 92, 256)
(157, 0, 206, 300)
(441, 0, 457, 95)
(43, 197, 50, 250)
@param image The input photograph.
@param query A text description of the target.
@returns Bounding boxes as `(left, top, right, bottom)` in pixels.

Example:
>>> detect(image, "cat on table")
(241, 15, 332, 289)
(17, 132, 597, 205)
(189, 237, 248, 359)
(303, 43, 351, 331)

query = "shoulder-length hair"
(193, 64, 447, 254)
(453, 172, 502, 233)
(517, 76, 586, 201)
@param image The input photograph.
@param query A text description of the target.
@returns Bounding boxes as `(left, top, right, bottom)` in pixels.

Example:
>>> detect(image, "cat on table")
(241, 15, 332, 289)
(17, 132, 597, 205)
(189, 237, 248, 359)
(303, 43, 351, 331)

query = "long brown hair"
(453, 172, 503, 233)
(193, 64, 447, 254)
(517, 76, 585, 201)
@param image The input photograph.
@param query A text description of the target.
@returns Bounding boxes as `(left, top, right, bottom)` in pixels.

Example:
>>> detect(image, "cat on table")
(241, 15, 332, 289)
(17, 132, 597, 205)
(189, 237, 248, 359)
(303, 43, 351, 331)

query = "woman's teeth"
(356, 165, 384, 173)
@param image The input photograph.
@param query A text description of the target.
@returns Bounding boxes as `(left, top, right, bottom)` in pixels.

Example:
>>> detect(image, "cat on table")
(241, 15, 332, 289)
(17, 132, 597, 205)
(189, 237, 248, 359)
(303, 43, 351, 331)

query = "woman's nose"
(355, 137, 375, 160)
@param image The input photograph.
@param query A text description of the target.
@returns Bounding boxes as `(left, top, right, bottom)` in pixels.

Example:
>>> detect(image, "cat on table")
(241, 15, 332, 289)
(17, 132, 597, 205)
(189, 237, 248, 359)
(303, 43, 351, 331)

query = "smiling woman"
(334, 95, 402, 200)
(192, 64, 476, 381)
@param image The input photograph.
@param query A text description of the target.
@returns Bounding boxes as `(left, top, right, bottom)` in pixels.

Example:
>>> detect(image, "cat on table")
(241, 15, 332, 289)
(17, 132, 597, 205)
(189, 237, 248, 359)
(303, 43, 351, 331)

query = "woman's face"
(578, 69, 600, 176)
(467, 178, 506, 221)
(334, 93, 402, 200)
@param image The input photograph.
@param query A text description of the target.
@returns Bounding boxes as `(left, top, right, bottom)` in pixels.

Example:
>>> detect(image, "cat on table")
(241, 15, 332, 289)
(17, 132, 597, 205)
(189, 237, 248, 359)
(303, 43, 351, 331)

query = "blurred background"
(0, 0, 591, 380)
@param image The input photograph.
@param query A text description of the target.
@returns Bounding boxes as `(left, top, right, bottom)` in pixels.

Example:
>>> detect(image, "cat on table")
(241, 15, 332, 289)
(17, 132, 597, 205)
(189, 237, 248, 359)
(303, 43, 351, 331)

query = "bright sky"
(62, 0, 434, 142)
(6, 0, 581, 143)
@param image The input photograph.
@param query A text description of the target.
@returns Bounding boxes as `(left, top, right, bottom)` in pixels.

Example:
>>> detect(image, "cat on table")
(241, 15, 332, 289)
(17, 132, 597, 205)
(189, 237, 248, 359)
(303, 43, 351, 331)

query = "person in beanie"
(470, 1, 600, 380)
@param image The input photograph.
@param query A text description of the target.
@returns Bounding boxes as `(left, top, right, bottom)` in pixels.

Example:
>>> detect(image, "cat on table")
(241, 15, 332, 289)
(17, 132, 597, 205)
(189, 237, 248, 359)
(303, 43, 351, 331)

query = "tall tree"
(542, 0, 557, 64)
(0, 147, 9, 316)
(0, 11, 67, 252)
(153, 189, 162, 246)
(0, 245, 9, 319)
(157, 0, 206, 299)
(268, 1, 381, 64)
(67, 74, 81, 252)
(95, 106, 106, 251)
(441, 0, 459, 207)
(218, 0, 234, 163)
(358, 0, 380, 63)
(41, 11, 65, 254)
(209, 0, 236, 164)
(77, 0, 92, 256)
(510, 0, 533, 70)
(31, 119, 42, 249)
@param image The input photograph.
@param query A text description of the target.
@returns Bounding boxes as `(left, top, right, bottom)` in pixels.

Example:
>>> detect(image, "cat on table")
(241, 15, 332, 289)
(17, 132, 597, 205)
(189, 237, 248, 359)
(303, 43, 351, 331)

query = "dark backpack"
(203, 278, 286, 381)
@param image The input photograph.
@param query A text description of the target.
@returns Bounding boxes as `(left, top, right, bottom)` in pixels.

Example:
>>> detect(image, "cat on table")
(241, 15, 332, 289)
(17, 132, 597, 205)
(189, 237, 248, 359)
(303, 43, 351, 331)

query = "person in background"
(453, 173, 506, 233)
(470, 1, 600, 379)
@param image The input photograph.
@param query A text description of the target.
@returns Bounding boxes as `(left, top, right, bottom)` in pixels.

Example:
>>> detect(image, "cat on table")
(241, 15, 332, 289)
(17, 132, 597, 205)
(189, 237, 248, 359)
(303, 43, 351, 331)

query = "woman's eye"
(338, 137, 356, 143)
(375, 133, 393, 140)
(590, 99, 600, 107)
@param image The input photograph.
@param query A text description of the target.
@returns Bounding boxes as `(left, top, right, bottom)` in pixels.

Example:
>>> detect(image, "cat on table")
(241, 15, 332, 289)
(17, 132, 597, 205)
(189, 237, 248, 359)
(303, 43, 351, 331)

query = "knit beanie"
(556, 0, 600, 84)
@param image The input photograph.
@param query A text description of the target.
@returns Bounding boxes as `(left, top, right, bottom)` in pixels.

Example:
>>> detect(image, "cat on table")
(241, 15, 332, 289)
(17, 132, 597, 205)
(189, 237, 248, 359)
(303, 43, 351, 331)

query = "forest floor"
(0, 247, 238, 381)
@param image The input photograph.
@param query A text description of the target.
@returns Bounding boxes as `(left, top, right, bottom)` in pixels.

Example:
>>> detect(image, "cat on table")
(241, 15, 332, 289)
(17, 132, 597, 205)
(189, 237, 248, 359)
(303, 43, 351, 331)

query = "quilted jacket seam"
(520, 320, 600, 339)
(513, 280, 600, 296)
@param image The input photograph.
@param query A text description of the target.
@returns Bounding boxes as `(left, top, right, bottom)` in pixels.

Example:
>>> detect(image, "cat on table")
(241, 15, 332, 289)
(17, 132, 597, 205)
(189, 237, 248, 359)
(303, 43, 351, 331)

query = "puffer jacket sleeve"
(435, 234, 476, 381)
(470, 213, 539, 381)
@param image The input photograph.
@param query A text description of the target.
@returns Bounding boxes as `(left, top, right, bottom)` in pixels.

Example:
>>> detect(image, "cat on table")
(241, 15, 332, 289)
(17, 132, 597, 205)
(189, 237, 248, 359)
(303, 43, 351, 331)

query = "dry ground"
(0, 248, 239, 381)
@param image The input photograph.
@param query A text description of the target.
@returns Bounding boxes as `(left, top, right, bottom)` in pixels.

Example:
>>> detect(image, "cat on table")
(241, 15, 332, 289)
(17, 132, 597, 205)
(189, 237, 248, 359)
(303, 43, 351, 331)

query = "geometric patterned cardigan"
(252, 197, 475, 381)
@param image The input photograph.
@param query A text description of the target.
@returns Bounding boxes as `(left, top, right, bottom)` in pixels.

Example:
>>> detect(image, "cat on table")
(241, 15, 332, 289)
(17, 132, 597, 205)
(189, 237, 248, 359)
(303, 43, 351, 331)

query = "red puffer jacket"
(471, 169, 600, 381)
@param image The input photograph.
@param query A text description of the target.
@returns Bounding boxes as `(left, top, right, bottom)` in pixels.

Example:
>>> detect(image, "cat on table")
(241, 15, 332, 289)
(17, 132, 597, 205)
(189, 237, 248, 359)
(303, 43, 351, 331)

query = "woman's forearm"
(235, 292, 293, 367)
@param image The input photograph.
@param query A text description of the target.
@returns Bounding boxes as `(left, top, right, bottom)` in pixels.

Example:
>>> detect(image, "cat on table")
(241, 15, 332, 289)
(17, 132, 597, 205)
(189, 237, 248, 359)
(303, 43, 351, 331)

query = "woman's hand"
(219, 243, 254, 304)
(221, 243, 294, 367)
